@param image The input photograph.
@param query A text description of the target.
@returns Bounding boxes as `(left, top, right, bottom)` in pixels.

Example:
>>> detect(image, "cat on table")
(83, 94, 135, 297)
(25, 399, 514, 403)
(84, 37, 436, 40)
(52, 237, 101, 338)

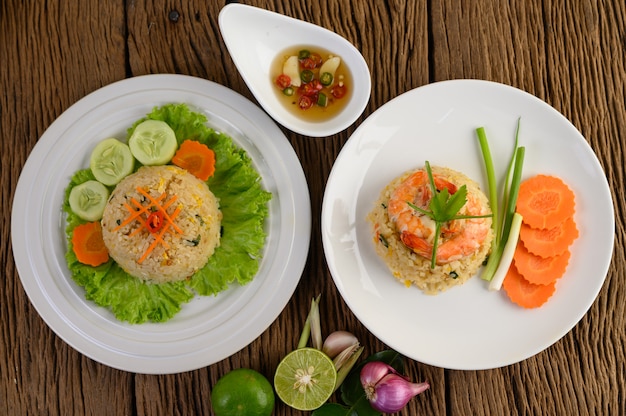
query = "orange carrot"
(516, 175, 575, 229)
(519, 216, 579, 258)
(138, 204, 182, 263)
(171, 140, 216, 181)
(136, 188, 183, 234)
(114, 192, 166, 231)
(72, 221, 109, 267)
(512, 242, 570, 286)
(502, 263, 556, 308)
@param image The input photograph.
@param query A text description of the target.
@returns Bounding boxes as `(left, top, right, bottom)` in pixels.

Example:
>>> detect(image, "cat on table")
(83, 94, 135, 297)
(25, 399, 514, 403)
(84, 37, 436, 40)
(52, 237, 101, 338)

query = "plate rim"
(321, 79, 615, 370)
(11, 74, 312, 374)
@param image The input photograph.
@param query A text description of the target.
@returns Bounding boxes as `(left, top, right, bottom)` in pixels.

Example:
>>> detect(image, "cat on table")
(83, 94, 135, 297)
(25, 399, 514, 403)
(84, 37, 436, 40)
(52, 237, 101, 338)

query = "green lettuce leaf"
(64, 103, 272, 323)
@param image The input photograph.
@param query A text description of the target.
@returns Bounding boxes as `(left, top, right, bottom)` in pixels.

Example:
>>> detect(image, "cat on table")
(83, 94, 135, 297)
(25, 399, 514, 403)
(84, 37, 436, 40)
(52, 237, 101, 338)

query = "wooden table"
(2, 1, 624, 414)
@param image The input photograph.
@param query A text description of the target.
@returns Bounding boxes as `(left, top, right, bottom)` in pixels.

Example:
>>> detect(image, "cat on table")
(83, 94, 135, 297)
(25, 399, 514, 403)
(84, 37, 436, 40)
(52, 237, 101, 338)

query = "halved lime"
(274, 347, 337, 411)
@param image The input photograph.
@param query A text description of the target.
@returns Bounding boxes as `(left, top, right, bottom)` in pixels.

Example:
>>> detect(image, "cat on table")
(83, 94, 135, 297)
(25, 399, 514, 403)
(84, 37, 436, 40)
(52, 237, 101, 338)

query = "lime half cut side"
(274, 347, 337, 411)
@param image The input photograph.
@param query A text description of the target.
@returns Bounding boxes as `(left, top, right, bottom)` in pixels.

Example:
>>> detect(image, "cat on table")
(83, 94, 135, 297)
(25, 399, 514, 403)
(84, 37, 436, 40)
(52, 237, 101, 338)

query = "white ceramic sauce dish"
(219, 3, 371, 137)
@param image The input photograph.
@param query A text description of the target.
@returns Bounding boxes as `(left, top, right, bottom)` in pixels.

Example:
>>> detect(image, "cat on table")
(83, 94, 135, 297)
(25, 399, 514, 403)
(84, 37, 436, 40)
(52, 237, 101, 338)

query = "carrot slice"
(72, 221, 109, 267)
(137, 204, 182, 264)
(171, 140, 216, 181)
(502, 263, 556, 308)
(513, 242, 570, 285)
(519, 216, 579, 258)
(516, 175, 575, 229)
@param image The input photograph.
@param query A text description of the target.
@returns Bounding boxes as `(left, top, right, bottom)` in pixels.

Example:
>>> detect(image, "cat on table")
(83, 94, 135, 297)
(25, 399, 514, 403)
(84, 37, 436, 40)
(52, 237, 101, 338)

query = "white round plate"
(12, 74, 311, 374)
(321, 79, 614, 370)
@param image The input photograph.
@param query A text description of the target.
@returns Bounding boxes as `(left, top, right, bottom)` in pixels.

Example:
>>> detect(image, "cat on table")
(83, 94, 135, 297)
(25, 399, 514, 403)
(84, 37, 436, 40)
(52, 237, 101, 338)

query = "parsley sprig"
(407, 161, 492, 268)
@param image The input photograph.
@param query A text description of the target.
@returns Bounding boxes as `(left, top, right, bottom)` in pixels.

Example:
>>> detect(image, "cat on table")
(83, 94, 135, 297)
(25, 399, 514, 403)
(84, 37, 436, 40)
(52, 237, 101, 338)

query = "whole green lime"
(211, 368, 275, 416)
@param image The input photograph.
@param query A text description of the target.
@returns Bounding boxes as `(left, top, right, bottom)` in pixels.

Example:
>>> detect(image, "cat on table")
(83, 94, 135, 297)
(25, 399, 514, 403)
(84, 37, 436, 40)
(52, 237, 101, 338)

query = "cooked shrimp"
(387, 169, 491, 264)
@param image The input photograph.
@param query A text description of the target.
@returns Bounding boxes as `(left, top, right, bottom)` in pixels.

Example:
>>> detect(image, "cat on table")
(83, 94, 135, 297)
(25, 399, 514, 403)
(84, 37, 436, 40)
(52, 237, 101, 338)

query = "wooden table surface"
(2, 0, 624, 414)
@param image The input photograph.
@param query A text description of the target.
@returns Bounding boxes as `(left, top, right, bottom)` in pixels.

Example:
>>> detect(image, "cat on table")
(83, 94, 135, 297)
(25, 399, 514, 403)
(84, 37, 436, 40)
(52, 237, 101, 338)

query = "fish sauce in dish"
(272, 46, 352, 122)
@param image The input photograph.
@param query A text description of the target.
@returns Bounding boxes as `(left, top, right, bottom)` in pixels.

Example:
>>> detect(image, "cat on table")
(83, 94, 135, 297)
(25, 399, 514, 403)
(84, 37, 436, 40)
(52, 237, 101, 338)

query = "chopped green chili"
(317, 93, 328, 107)
(300, 69, 314, 83)
(320, 72, 333, 86)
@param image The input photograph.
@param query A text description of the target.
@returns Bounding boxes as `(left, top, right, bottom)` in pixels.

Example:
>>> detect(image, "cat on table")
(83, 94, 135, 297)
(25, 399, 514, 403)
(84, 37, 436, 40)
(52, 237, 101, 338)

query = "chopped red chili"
(146, 211, 165, 233)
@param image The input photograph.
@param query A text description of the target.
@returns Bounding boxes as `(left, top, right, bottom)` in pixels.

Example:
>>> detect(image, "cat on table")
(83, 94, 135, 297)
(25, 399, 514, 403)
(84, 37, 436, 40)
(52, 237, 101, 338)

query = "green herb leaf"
(439, 186, 468, 220)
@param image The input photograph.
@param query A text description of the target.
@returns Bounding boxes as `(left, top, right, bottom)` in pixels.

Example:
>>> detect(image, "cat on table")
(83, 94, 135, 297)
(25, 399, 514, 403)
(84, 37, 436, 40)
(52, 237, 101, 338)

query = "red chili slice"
(275, 74, 291, 89)
(298, 95, 314, 110)
(300, 80, 323, 97)
(300, 53, 323, 69)
(331, 84, 347, 99)
(146, 211, 165, 233)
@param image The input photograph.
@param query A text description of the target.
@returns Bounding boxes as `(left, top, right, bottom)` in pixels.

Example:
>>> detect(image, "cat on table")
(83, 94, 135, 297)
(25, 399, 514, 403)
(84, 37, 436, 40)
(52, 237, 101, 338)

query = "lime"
(211, 368, 275, 416)
(274, 347, 337, 411)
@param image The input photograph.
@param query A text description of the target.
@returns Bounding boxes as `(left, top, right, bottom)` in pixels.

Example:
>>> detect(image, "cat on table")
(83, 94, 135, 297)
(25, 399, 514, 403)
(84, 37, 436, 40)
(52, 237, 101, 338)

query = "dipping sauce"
(271, 46, 352, 122)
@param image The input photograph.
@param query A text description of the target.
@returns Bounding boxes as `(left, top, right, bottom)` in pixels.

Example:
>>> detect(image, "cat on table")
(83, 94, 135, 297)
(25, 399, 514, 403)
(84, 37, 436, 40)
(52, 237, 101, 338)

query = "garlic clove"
(322, 330, 359, 359)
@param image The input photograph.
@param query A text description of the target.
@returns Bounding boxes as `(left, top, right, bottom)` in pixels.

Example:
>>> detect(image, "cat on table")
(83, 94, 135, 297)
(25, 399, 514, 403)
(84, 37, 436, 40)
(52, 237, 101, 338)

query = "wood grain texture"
(1, 0, 624, 415)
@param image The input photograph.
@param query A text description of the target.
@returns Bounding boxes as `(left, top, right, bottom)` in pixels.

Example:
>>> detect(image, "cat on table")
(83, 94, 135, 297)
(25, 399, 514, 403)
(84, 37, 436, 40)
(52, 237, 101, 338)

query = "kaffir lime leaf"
(274, 347, 337, 411)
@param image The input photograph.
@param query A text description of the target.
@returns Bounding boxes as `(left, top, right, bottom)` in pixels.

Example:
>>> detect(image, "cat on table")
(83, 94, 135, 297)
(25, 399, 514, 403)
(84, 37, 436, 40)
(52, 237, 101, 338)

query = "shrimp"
(387, 169, 491, 265)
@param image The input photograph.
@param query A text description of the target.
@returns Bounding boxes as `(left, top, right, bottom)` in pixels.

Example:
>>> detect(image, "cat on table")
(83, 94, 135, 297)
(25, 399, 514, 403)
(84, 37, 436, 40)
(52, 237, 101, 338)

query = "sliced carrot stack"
(502, 174, 579, 309)
(502, 263, 556, 309)
(513, 242, 571, 286)
(516, 175, 575, 230)
(519, 216, 578, 258)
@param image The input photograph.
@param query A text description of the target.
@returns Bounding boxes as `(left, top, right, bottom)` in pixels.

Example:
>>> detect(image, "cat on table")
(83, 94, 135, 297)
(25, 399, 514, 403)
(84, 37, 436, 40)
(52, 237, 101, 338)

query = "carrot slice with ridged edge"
(513, 242, 570, 286)
(519, 216, 579, 258)
(72, 221, 110, 267)
(502, 263, 556, 308)
(171, 140, 216, 181)
(516, 175, 575, 229)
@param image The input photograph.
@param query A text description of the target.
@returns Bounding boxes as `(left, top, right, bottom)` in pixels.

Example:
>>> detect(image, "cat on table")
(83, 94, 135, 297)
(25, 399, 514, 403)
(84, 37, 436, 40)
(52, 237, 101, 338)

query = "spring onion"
(500, 119, 522, 238)
(476, 127, 499, 247)
(488, 212, 523, 291)
(477, 122, 526, 282)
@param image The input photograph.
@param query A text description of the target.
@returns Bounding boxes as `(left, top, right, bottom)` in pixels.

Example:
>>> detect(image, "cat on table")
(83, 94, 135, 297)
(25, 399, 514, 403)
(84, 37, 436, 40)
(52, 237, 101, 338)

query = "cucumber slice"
(128, 120, 177, 166)
(69, 180, 110, 221)
(90, 138, 135, 186)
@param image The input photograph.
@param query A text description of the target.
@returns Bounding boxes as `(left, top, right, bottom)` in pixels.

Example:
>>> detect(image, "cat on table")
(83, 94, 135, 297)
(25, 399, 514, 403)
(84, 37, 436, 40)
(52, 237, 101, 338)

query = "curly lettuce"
(64, 104, 271, 323)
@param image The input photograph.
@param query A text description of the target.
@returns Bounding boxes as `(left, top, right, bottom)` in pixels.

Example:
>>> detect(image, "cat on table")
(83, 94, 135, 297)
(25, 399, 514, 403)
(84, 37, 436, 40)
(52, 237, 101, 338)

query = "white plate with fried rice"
(321, 79, 614, 370)
(12, 74, 311, 374)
